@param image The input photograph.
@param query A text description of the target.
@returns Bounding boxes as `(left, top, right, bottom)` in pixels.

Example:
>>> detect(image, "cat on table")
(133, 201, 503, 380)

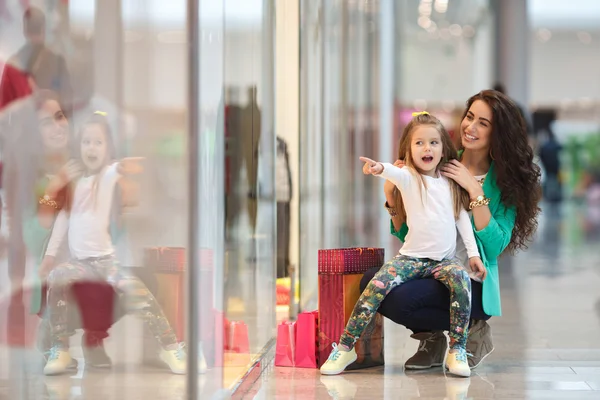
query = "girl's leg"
(115, 274, 179, 348)
(339, 256, 427, 350)
(46, 262, 89, 348)
(421, 259, 471, 350)
(94, 257, 178, 349)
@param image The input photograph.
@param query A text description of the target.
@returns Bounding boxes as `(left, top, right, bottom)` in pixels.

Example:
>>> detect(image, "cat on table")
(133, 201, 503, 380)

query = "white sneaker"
(160, 344, 187, 375)
(44, 347, 74, 376)
(198, 347, 208, 374)
(445, 349, 471, 377)
(319, 344, 357, 375)
(445, 377, 471, 400)
(320, 376, 358, 399)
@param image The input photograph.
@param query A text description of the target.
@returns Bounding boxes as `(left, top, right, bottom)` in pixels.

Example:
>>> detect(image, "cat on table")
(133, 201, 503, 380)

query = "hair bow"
(94, 111, 108, 116)
(411, 111, 429, 117)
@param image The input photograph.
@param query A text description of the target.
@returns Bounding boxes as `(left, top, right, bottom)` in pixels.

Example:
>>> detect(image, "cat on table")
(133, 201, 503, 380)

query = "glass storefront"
(0, 0, 275, 398)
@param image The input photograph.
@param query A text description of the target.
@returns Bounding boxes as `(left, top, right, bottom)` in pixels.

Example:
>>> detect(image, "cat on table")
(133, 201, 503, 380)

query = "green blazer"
(391, 161, 516, 316)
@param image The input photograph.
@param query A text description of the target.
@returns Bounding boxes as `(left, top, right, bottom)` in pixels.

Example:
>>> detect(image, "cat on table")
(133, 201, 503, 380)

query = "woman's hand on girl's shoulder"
(441, 160, 482, 197)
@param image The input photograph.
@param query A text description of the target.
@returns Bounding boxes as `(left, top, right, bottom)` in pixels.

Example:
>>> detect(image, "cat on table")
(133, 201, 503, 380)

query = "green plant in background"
(564, 136, 583, 192)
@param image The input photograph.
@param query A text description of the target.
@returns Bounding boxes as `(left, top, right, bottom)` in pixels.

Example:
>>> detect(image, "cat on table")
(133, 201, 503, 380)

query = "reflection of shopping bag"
(228, 321, 250, 353)
(295, 311, 319, 368)
(275, 321, 296, 367)
(318, 247, 385, 369)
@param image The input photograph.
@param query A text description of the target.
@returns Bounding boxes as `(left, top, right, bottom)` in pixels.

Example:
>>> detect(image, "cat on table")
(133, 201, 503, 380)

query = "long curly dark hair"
(462, 90, 541, 253)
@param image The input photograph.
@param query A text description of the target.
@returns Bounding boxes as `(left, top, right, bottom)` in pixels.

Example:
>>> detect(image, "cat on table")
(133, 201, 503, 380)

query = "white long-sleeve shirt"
(379, 163, 479, 262)
(46, 163, 121, 259)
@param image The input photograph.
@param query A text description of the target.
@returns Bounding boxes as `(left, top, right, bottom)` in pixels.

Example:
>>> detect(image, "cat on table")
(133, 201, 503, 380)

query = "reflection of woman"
(4, 91, 113, 366)
(362, 90, 541, 370)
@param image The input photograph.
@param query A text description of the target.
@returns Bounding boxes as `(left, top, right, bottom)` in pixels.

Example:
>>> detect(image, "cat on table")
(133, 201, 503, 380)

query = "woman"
(361, 90, 541, 370)
(3, 90, 119, 367)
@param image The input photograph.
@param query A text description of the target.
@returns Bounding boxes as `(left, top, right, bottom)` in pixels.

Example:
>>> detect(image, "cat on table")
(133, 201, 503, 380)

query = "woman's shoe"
(404, 331, 447, 370)
(466, 319, 494, 369)
(445, 348, 471, 377)
(319, 344, 357, 375)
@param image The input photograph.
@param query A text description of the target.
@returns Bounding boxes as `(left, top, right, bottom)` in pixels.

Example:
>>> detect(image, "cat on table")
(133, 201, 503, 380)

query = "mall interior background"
(0, 0, 599, 398)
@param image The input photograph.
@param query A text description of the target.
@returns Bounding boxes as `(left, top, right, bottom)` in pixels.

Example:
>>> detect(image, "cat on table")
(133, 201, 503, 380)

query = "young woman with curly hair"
(360, 90, 541, 370)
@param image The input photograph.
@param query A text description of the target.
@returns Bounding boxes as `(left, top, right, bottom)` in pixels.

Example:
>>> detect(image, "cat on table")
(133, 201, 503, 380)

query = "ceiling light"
(449, 24, 462, 36)
(419, 3, 432, 16)
(537, 28, 552, 42)
(434, 0, 449, 14)
(462, 25, 475, 38)
(418, 16, 432, 29)
(577, 31, 592, 44)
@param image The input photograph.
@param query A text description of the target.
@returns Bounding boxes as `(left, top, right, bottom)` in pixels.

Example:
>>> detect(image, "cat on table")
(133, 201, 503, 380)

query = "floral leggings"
(46, 254, 178, 348)
(340, 255, 471, 351)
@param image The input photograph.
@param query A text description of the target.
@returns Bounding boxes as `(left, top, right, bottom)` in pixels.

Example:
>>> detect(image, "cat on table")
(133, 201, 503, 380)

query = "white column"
(378, 0, 395, 245)
(493, 0, 530, 106)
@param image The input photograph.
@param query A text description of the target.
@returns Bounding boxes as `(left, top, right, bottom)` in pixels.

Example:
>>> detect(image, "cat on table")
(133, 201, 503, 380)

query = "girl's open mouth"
(422, 156, 433, 163)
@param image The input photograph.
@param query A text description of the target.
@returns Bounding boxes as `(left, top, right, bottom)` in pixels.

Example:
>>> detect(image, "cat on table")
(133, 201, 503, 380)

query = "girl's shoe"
(160, 343, 187, 374)
(319, 343, 357, 375)
(44, 346, 74, 376)
(445, 348, 471, 377)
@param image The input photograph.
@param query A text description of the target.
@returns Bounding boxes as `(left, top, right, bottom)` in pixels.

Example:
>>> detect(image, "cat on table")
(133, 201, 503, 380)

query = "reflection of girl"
(40, 113, 187, 376)
(321, 113, 484, 378)
(367, 90, 541, 370)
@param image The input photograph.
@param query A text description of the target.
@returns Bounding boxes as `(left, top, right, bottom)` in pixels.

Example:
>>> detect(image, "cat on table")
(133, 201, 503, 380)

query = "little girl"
(320, 112, 486, 378)
(39, 112, 187, 375)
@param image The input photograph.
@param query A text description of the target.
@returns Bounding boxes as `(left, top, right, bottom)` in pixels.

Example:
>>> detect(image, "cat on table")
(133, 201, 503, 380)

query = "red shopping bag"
(275, 321, 296, 367)
(294, 310, 319, 368)
(318, 247, 385, 369)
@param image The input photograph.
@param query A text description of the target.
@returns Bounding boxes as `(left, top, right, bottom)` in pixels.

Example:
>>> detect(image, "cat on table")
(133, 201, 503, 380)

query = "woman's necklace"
(478, 177, 485, 186)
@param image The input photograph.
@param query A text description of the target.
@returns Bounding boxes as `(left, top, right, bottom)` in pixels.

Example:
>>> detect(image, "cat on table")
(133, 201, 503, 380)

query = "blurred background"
(0, 0, 599, 399)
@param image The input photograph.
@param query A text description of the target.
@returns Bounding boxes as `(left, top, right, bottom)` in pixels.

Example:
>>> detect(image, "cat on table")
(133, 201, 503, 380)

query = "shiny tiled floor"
(1, 202, 600, 399)
(245, 202, 600, 399)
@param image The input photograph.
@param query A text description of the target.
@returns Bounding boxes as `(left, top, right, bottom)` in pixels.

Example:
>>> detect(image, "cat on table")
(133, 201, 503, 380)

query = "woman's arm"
(474, 204, 516, 260)
(385, 185, 405, 232)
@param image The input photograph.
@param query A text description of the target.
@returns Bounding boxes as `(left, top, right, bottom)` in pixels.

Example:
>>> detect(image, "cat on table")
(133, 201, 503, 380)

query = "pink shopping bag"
(294, 310, 319, 368)
(275, 321, 296, 367)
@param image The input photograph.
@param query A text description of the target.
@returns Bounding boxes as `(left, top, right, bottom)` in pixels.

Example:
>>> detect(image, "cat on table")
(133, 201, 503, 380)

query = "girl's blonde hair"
(393, 112, 469, 221)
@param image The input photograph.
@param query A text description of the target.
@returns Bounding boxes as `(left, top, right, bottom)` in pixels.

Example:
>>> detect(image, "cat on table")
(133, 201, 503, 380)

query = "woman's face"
(38, 99, 69, 152)
(460, 99, 493, 152)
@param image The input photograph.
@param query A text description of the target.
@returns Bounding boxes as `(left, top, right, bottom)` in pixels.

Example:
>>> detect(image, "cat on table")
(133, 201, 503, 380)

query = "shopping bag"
(294, 310, 319, 368)
(318, 247, 385, 369)
(275, 321, 296, 367)
(229, 321, 250, 353)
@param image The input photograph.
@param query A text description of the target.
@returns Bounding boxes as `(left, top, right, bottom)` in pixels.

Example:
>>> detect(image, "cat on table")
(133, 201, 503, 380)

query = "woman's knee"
(360, 267, 379, 293)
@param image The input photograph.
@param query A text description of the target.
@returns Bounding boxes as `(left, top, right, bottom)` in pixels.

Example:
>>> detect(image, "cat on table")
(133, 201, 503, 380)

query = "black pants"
(360, 266, 491, 333)
(277, 202, 290, 278)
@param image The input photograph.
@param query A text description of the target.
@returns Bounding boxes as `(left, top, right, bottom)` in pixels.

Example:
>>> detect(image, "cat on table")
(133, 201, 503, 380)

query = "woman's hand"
(359, 157, 384, 175)
(46, 160, 83, 198)
(441, 160, 483, 199)
(39, 255, 56, 279)
(469, 256, 487, 281)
